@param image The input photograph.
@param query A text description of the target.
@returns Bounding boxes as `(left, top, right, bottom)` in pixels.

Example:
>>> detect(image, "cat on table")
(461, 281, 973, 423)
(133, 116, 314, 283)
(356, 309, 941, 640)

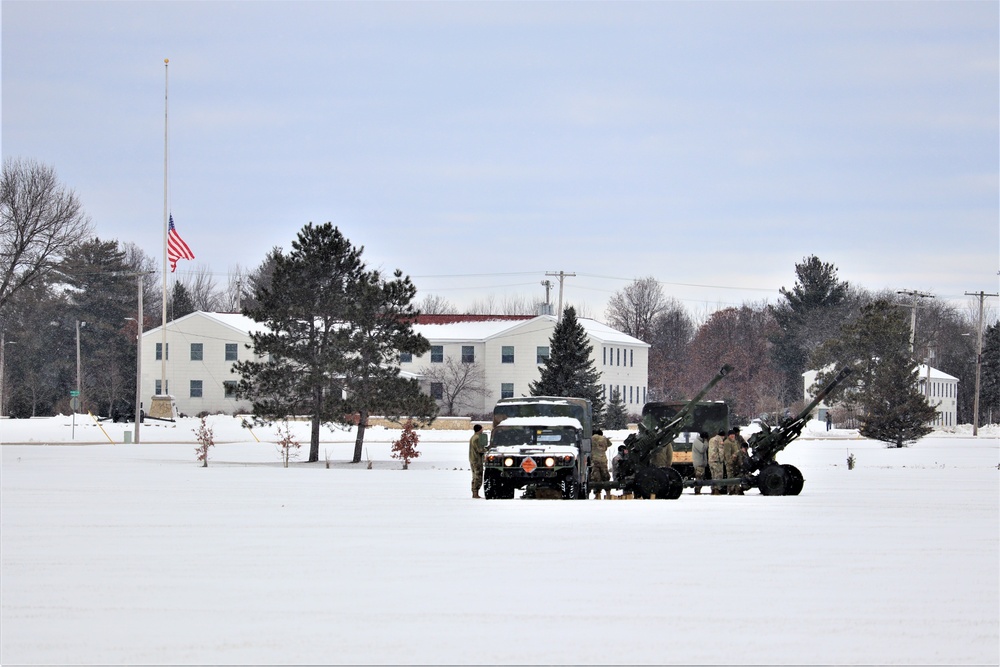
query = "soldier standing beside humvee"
(590, 429, 612, 499)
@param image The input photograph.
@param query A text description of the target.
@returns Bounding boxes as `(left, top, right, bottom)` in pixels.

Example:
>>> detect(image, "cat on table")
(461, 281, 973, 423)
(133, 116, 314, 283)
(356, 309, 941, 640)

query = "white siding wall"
(141, 314, 255, 416)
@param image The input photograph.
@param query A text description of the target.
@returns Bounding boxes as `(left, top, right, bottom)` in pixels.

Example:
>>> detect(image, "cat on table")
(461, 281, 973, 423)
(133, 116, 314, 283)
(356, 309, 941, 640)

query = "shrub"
(193, 417, 215, 467)
(390, 420, 421, 470)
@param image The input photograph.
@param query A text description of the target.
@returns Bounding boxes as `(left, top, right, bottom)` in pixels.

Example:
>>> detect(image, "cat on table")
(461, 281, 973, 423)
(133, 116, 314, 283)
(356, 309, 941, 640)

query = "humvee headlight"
(545, 457, 556, 467)
(563, 455, 573, 463)
(503, 457, 515, 467)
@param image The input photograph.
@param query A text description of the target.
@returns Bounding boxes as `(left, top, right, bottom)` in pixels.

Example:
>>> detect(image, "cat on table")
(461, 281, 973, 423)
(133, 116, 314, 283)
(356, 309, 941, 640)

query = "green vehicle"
(483, 396, 592, 500)
(638, 401, 730, 478)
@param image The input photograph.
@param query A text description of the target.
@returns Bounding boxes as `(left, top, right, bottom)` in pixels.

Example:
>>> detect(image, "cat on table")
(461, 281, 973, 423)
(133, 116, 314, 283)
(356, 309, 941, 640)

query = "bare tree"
(605, 276, 666, 342)
(421, 358, 489, 415)
(647, 298, 695, 401)
(181, 265, 222, 312)
(416, 293, 458, 315)
(0, 158, 93, 314)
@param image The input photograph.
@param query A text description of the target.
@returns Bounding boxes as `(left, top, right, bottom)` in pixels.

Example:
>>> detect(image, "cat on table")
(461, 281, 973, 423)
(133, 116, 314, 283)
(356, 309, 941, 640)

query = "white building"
(142, 312, 649, 418)
(404, 314, 650, 415)
(803, 364, 959, 428)
(141, 312, 265, 416)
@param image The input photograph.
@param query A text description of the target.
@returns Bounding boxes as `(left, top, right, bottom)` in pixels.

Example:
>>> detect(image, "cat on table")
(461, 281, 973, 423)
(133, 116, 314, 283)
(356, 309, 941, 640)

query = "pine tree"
(979, 323, 1000, 426)
(859, 351, 936, 447)
(770, 255, 853, 403)
(529, 306, 604, 424)
(603, 387, 628, 429)
(235, 222, 435, 463)
(813, 298, 937, 445)
(169, 281, 195, 320)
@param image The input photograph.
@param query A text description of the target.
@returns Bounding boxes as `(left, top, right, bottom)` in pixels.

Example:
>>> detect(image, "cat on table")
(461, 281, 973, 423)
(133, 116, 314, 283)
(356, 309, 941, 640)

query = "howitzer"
(605, 365, 733, 500)
(743, 366, 854, 496)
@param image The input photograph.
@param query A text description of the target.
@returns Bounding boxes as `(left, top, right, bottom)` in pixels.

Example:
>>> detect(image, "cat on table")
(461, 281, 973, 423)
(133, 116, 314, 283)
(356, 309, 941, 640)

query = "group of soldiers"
(468, 422, 754, 499)
(694, 428, 751, 495)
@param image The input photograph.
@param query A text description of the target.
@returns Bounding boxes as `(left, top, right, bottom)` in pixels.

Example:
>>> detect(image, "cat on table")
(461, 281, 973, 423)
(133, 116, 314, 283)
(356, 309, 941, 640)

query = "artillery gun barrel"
(627, 364, 733, 464)
(749, 366, 853, 468)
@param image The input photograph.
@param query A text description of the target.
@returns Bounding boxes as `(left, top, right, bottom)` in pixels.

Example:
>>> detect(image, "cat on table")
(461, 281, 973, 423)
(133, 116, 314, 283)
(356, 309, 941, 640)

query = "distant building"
(143, 312, 649, 418)
(803, 364, 959, 428)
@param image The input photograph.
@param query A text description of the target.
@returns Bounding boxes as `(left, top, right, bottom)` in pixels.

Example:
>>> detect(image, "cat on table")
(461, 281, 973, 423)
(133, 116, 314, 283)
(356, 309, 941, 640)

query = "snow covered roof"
(915, 364, 959, 382)
(143, 311, 647, 348)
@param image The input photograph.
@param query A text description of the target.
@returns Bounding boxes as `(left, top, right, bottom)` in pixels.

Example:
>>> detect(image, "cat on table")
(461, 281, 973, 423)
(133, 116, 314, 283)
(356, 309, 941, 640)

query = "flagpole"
(161, 58, 169, 394)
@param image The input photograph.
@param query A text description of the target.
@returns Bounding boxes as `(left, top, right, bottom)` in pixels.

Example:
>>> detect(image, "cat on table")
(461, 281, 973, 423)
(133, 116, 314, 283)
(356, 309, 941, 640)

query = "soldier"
(469, 424, 488, 499)
(732, 440, 751, 495)
(692, 432, 710, 494)
(724, 429, 740, 495)
(708, 430, 726, 495)
(611, 444, 627, 482)
(590, 428, 612, 499)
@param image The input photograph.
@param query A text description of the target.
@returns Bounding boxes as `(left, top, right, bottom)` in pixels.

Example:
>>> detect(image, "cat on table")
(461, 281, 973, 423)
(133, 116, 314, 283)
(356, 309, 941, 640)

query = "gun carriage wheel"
(758, 464, 788, 496)
(781, 464, 804, 495)
(633, 467, 683, 499)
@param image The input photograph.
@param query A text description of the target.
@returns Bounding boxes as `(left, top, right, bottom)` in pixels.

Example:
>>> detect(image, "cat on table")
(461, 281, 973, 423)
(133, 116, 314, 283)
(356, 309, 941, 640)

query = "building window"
(617, 348, 621, 366)
(461, 346, 475, 363)
(154, 379, 168, 395)
(630, 349, 634, 367)
(224, 381, 238, 398)
(537, 346, 549, 364)
(501, 346, 514, 364)
(155, 343, 169, 360)
(501, 383, 514, 399)
(399, 352, 413, 363)
(430, 345, 443, 363)
(430, 382, 443, 400)
(190, 380, 203, 398)
(225, 343, 238, 361)
(603, 347, 607, 365)
(190, 343, 203, 361)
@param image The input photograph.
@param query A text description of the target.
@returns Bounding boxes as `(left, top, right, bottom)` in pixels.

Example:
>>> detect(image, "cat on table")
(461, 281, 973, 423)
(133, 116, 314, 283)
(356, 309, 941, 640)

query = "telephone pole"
(965, 290, 998, 436)
(545, 271, 575, 322)
(897, 289, 934, 355)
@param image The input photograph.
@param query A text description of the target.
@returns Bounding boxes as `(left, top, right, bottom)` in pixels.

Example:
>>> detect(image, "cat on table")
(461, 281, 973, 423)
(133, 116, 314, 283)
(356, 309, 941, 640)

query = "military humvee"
(483, 396, 592, 500)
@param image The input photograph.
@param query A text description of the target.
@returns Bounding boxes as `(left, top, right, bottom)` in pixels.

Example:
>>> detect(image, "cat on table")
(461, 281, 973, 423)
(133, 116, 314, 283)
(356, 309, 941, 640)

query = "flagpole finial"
(164, 58, 169, 64)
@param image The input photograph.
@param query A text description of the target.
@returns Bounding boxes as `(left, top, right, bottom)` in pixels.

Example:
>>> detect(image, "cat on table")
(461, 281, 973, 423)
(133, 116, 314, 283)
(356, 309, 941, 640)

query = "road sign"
(70, 390, 80, 397)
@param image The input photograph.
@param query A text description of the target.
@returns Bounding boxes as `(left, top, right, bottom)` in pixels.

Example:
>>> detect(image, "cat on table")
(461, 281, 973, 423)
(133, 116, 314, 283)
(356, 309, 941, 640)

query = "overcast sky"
(3, 1, 997, 319)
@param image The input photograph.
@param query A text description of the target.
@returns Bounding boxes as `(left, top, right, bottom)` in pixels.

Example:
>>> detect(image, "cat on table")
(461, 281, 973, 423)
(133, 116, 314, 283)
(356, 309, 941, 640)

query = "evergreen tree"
(859, 350, 936, 447)
(813, 298, 937, 444)
(235, 222, 434, 463)
(603, 387, 628, 429)
(341, 267, 436, 463)
(169, 282, 195, 320)
(59, 238, 135, 416)
(529, 306, 604, 424)
(770, 255, 853, 403)
(235, 223, 366, 462)
(980, 322, 1000, 426)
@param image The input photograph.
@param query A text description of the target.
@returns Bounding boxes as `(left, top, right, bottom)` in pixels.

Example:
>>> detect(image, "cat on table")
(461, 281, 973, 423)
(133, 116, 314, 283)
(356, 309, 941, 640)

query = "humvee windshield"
(491, 425, 581, 448)
(492, 397, 592, 435)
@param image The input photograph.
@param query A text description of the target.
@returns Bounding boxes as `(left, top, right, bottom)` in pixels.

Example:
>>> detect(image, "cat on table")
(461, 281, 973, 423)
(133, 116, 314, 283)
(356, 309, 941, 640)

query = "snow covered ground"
(2, 416, 998, 665)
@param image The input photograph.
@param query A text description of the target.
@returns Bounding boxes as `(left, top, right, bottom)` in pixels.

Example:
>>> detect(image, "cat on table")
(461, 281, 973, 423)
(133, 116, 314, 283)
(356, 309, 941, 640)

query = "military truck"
(483, 396, 592, 500)
(637, 400, 730, 477)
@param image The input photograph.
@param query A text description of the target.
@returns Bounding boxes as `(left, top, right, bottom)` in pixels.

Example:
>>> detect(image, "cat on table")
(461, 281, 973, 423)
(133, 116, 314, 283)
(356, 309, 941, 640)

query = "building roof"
(916, 364, 959, 382)
(143, 311, 648, 348)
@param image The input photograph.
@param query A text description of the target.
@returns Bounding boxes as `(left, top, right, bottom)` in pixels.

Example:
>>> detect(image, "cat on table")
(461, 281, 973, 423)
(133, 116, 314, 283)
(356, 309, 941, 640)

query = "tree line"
(3, 157, 998, 441)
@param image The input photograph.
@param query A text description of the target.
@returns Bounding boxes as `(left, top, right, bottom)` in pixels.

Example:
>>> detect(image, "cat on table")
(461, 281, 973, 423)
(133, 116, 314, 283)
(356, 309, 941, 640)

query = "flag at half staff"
(167, 214, 195, 272)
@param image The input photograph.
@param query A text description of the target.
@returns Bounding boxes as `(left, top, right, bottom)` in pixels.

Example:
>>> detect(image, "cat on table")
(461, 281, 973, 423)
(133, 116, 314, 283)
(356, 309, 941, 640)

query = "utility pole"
(545, 271, 575, 322)
(896, 289, 933, 355)
(540, 280, 553, 315)
(965, 290, 998, 436)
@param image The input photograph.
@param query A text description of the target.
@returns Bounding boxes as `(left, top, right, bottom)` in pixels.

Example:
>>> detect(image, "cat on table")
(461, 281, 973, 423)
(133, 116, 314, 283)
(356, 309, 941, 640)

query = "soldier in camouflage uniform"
(692, 432, 710, 494)
(590, 429, 612, 499)
(708, 431, 726, 495)
(731, 440, 751, 495)
(724, 430, 740, 494)
(611, 445, 627, 482)
(469, 424, 488, 498)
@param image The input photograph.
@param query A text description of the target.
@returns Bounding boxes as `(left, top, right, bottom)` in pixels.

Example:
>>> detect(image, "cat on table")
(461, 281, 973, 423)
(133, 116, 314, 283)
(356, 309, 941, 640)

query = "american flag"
(167, 214, 195, 272)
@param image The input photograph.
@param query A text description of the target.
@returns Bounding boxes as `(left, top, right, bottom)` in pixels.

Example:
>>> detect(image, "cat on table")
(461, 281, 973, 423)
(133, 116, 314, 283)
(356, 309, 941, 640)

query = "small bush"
(193, 417, 215, 467)
(276, 421, 301, 468)
(391, 420, 421, 470)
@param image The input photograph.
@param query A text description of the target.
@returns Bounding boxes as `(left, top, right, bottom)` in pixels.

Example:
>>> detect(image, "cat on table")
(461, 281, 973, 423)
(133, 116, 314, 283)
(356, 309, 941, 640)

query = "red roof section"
(413, 314, 536, 325)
